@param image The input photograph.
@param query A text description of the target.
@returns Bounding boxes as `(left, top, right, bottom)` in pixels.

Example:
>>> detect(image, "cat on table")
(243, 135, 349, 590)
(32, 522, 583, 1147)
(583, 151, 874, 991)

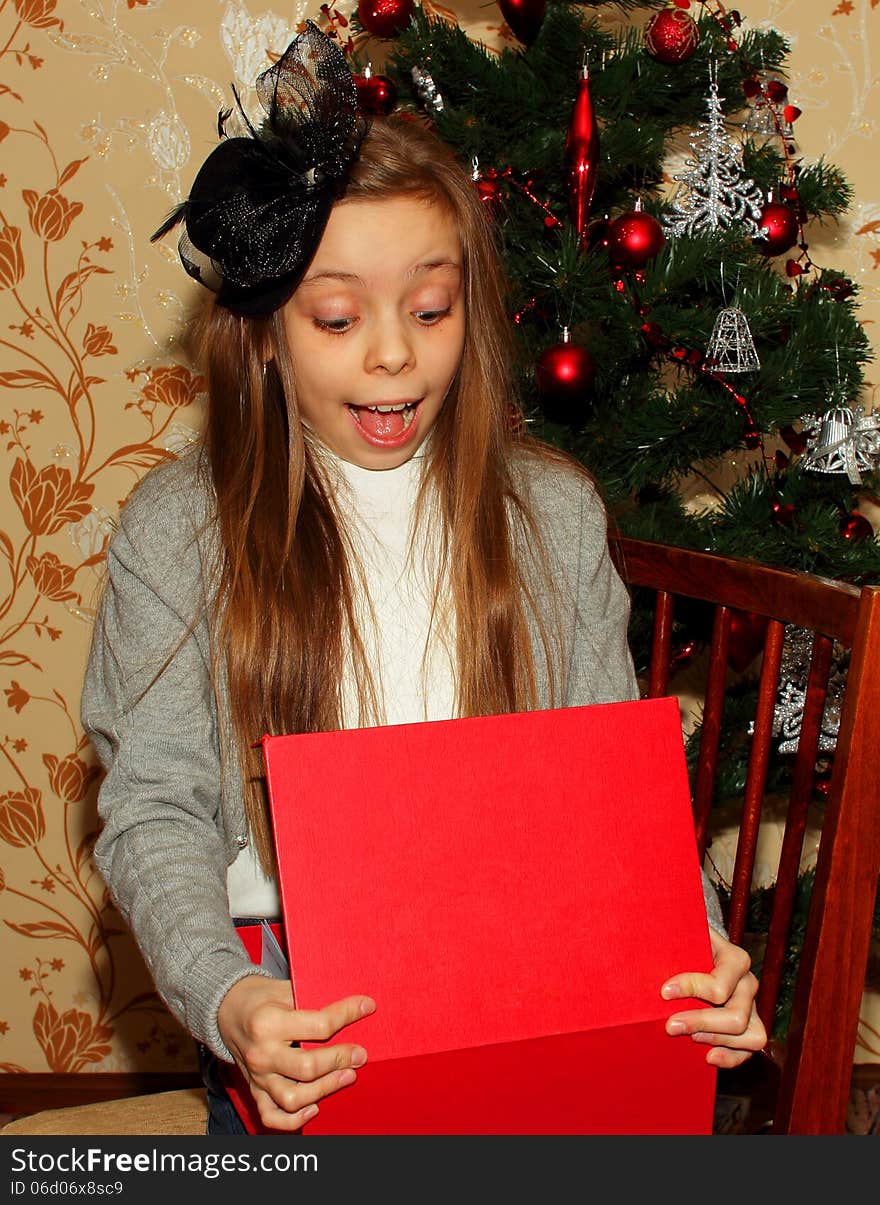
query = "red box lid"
(254, 697, 716, 1133)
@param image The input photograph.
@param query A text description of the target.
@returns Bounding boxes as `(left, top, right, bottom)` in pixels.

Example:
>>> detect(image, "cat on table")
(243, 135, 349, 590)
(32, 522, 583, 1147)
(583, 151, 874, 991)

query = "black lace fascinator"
(151, 22, 368, 317)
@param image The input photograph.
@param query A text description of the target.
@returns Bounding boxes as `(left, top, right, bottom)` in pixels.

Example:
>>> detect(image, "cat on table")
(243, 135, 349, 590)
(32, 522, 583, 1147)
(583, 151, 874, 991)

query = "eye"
(414, 307, 451, 326)
(313, 316, 356, 334)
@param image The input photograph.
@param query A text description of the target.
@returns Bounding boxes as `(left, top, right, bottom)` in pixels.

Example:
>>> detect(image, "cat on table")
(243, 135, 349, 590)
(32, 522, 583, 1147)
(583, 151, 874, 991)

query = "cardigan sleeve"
(81, 464, 271, 1061)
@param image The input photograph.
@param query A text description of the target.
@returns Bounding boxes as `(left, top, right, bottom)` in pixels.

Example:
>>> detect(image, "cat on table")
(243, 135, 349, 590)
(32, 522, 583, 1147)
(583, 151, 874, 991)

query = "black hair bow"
(152, 22, 368, 317)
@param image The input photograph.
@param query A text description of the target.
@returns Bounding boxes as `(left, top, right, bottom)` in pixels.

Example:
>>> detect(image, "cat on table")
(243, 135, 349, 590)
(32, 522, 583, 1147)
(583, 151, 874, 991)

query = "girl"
(81, 24, 766, 1135)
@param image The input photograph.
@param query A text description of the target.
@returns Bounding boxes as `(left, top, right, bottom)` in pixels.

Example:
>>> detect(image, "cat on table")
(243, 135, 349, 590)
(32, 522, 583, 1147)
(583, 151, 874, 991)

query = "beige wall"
(0, 0, 877, 1074)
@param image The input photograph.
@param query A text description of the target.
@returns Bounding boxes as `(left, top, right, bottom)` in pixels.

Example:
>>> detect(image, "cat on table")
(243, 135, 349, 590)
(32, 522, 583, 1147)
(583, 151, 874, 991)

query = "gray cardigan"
(81, 446, 721, 1062)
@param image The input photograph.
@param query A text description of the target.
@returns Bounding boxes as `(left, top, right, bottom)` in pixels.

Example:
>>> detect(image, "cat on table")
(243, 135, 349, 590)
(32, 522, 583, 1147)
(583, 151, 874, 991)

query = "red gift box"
(230, 697, 717, 1134)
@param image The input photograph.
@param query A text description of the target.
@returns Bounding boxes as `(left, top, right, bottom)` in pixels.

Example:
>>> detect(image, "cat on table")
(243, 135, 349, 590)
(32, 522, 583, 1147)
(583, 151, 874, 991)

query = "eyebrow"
(300, 259, 462, 288)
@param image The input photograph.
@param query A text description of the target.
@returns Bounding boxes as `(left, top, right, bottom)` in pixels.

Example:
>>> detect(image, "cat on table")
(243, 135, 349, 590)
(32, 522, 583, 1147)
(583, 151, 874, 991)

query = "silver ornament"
(665, 78, 764, 238)
(799, 404, 880, 485)
(771, 626, 847, 756)
(704, 306, 760, 373)
(743, 100, 779, 137)
(744, 101, 794, 140)
(742, 71, 795, 140)
(411, 65, 444, 113)
(742, 69, 795, 140)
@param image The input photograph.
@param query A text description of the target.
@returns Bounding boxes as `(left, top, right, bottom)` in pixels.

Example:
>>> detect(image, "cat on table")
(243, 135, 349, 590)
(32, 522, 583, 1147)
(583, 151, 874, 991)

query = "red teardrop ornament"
(564, 67, 600, 245)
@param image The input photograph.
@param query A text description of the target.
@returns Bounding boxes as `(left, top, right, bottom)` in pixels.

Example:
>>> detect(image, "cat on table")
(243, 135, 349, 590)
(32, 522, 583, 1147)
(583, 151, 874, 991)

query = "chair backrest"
(608, 534, 880, 1135)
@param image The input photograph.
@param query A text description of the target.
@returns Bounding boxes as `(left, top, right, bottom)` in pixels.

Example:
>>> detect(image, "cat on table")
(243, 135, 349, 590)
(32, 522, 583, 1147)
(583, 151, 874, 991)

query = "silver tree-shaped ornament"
(665, 74, 765, 238)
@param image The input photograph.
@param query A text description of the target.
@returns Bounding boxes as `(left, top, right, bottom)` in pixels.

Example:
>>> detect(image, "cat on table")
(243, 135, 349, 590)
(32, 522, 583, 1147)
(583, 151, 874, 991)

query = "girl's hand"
(660, 927, 768, 1069)
(218, 975, 376, 1130)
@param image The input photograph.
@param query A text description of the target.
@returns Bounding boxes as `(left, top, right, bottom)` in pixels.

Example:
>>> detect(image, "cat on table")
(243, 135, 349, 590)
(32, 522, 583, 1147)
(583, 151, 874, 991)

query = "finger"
(263, 1063, 361, 1117)
(287, 995, 376, 1044)
(255, 1094, 321, 1132)
(666, 973, 759, 1037)
(674, 997, 767, 1075)
(239, 997, 374, 1091)
(662, 947, 752, 1008)
(690, 1015, 767, 1049)
(698, 1016, 767, 1068)
(273, 1040, 368, 1084)
(704, 1046, 758, 1070)
(249, 1080, 322, 1133)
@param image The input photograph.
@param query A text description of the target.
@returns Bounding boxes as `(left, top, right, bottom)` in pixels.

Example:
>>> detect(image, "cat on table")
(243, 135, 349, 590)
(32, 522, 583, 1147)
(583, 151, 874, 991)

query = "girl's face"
(283, 195, 465, 470)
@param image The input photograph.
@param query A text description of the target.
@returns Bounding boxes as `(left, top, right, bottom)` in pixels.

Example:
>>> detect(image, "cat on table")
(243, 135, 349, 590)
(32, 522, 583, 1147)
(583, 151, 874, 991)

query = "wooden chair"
(609, 534, 880, 1135)
(4, 537, 877, 1137)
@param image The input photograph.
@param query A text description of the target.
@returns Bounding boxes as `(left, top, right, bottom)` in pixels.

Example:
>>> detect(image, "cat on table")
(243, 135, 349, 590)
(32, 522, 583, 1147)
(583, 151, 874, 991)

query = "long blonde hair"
(192, 117, 588, 869)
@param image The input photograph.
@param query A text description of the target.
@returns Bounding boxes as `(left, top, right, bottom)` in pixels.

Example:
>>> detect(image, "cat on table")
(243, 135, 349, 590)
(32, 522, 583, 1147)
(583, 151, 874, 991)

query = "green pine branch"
(378, 1, 878, 587)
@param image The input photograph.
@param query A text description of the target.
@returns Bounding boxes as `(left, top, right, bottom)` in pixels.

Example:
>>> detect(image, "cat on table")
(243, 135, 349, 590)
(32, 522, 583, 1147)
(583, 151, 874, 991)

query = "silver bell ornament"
(704, 307, 760, 373)
(800, 404, 880, 485)
(743, 70, 795, 140)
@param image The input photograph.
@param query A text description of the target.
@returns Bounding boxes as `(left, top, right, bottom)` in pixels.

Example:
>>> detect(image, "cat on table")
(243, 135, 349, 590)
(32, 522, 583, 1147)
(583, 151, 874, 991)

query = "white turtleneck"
(226, 449, 456, 917)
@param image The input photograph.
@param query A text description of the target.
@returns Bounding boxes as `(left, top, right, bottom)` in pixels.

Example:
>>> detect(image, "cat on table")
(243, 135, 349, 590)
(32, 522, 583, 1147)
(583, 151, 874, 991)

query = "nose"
(364, 313, 414, 375)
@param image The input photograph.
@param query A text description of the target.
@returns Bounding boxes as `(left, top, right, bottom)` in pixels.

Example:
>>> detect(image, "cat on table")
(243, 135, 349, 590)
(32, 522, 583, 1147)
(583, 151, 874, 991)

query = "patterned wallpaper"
(0, 0, 877, 1075)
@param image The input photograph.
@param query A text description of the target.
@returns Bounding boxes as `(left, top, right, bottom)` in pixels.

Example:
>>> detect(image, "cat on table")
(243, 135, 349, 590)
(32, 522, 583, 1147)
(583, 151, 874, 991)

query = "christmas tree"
(336, 0, 880, 1040)
(341, 0, 878, 583)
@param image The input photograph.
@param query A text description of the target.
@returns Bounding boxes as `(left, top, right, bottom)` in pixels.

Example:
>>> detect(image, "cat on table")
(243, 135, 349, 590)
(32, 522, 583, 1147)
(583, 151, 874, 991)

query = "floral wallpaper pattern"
(0, 0, 877, 1073)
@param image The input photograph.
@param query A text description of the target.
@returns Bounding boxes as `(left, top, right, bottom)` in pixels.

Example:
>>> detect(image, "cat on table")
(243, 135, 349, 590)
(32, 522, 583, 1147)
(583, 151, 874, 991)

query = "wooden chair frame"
(609, 534, 880, 1135)
(4, 537, 877, 1137)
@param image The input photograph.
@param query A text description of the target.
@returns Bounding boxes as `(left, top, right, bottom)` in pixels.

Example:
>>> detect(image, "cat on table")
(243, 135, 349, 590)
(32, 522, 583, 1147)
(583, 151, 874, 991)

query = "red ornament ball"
(607, 206, 666, 269)
(841, 511, 874, 542)
(644, 8, 700, 65)
(497, 0, 547, 47)
(728, 609, 769, 674)
(354, 71, 398, 116)
(475, 177, 504, 215)
(357, 0, 414, 38)
(535, 336, 595, 426)
(586, 215, 612, 251)
(755, 201, 799, 257)
(772, 500, 796, 527)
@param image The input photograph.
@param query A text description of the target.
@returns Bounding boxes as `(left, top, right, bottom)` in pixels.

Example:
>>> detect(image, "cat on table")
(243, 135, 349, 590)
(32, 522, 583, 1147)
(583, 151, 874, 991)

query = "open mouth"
(346, 399, 422, 446)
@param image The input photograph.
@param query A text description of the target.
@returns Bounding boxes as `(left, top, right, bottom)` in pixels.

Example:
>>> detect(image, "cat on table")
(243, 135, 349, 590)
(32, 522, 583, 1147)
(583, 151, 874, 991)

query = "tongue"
(357, 407, 406, 438)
